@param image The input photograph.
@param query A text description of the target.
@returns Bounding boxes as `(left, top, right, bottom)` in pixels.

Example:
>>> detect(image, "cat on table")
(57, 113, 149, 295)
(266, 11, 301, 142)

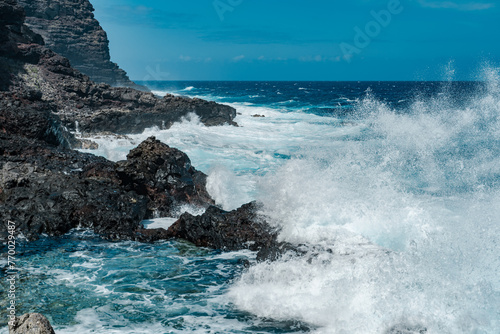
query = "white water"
(77, 70, 500, 333)
(228, 71, 500, 333)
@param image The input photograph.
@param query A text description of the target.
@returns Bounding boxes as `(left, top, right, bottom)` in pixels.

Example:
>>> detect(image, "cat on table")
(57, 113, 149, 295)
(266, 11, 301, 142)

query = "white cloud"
(418, 0, 495, 11)
(179, 55, 192, 61)
(232, 55, 245, 62)
(299, 55, 341, 63)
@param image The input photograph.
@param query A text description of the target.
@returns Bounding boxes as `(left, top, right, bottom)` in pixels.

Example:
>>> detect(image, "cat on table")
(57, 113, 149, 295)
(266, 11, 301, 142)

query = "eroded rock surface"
(9, 313, 55, 334)
(116, 137, 214, 218)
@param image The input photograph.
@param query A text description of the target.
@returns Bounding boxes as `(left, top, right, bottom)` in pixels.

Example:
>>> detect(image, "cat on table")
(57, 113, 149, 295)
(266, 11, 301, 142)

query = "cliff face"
(0, 0, 236, 135)
(17, 0, 143, 89)
(0, 0, 223, 242)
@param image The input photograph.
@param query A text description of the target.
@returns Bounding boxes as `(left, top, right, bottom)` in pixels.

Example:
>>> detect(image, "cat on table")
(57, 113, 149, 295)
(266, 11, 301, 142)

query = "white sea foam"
(141, 217, 177, 230)
(78, 101, 353, 211)
(228, 68, 500, 333)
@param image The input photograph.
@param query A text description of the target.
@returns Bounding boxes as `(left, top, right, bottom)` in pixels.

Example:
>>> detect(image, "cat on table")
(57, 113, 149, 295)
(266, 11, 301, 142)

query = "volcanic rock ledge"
(0, 134, 214, 241)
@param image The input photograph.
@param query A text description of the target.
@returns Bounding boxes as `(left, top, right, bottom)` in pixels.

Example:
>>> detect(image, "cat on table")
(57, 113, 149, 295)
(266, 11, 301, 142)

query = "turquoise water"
(2, 71, 500, 333)
(1, 231, 310, 333)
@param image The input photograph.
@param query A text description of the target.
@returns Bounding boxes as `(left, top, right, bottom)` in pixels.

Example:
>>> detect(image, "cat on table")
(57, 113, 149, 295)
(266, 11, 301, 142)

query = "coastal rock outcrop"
(166, 202, 278, 252)
(8, 313, 55, 334)
(17, 0, 143, 90)
(116, 137, 214, 218)
(1, 0, 237, 136)
(0, 134, 217, 241)
(8, 42, 237, 133)
(0, 132, 149, 241)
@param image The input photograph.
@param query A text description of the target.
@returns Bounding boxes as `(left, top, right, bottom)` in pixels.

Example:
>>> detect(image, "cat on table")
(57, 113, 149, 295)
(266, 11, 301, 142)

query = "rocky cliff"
(0, 0, 238, 242)
(0, 0, 236, 135)
(17, 0, 143, 89)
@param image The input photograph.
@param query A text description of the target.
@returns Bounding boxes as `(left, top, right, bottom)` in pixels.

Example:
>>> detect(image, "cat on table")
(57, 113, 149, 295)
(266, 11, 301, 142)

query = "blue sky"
(91, 0, 499, 81)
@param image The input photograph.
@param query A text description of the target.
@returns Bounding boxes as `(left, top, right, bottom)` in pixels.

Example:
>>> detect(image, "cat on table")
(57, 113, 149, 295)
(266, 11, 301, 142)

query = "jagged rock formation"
(167, 202, 276, 251)
(139, 201, 296, 261)
(116, 137, 214, 218)
(17, 0, 143, 89)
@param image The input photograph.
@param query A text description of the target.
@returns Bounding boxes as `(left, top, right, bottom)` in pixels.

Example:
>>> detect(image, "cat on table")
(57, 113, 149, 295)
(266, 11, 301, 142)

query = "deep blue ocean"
(1, 74, 499, 333)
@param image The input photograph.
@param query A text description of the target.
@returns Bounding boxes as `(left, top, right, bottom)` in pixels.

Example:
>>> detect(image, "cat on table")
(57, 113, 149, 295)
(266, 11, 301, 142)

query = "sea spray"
(228, 69, 500, 333)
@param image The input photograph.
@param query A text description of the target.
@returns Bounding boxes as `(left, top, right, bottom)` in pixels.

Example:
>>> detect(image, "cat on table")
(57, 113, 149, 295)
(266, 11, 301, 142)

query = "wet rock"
(135, 227, 171, 242)
(8, 313, 55, 334)
(0, 92, 76, 148)
(385, 324, 427, 334)
(0, 135, 148, 241)
(73, 138, 98, 150)
(255, 240, 300, 262)
(116, 136, 214, 218)
(166, 201, 279, 252)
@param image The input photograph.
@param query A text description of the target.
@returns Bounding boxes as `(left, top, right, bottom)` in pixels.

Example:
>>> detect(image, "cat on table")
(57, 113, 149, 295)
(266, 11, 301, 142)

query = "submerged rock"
(385, 324, 427, 334)
(9, 313, 55, 334)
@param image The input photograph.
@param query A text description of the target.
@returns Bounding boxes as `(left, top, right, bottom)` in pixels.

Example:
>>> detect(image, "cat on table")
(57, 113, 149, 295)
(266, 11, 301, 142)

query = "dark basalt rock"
(17, 0, 145, 90)
(116, 136, 214, 218)
(9, 313, 55, 334)
(166, 201, 278, 252)
(1, 0, 237, 136)
(136, 200, 298, 260)
(0, 132, 220, 242)
(0, 91, 76, 148)
(0, 134, 148, 241)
